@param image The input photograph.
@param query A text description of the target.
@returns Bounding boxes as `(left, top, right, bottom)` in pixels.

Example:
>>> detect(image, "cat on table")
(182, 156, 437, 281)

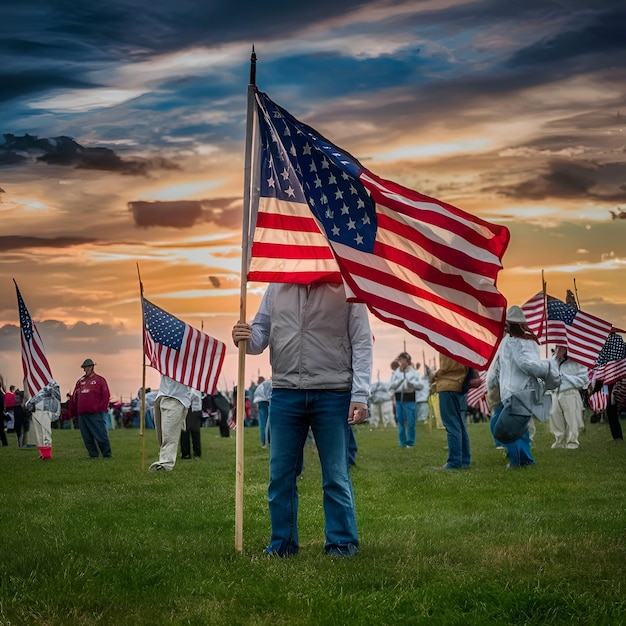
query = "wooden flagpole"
(234, 46, 257, 553)
(542, 270, 548, 358)
(573, 278, 581, 308)
(136, 263, 147, 471)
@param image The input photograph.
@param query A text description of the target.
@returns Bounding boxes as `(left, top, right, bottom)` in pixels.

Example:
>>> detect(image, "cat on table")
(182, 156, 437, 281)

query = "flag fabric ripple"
(522, 292, 613, 369)
(142, 298, 225, 394)
(14, 281, 54, 397)
(248, 91, 510, 369)
(593, 333, 626, 385)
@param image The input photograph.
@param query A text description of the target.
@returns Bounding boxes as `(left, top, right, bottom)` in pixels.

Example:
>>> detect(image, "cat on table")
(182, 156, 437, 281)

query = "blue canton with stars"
(547, 297, 577, 325)
(257, 91, 377, 252)
(17, 290, 34, 341)
(596, 333, 626, 366)
(143, 298, 185, 350)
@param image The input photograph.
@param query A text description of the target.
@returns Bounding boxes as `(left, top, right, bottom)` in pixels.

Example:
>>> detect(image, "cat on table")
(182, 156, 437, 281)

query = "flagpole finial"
(250, 45, 257, 86)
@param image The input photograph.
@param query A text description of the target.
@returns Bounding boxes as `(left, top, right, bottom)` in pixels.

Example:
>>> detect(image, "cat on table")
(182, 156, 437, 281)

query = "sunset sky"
(1, 0, 625, 399)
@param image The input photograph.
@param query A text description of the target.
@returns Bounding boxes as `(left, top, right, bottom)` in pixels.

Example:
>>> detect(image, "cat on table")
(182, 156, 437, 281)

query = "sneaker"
(148, 463, 171, 472)
(326, 543, 358, 558)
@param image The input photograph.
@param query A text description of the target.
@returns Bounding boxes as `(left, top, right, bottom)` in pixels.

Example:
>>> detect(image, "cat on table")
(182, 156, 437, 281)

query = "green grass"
(1, 418, 625, 625)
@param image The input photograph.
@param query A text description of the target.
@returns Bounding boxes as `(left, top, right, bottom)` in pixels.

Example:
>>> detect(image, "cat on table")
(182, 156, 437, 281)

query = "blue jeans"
(490, 404, 535, 467)
(257, 401, 269, 446)
(348, 427, 358, 466)
(78, 412, 112, 457)
(396, 400, 416, 446)
(267, 389, 358, 556)
(439, 391, 470, 468)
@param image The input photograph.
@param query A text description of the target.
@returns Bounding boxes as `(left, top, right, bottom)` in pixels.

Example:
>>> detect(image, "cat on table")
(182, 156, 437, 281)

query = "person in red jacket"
(69, 358, 112, 458)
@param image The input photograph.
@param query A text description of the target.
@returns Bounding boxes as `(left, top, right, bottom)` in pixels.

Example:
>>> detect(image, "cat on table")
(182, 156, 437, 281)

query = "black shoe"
(181, 455, 191, 459)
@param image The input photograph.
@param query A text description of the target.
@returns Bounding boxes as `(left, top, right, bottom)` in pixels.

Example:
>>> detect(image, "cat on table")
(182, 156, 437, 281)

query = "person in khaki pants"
(149, 375, 191, 472)
(549, 346, 589, 449)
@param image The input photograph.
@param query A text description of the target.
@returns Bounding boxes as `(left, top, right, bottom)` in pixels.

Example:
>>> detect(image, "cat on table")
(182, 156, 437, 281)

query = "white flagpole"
(235, 47, 257, 553)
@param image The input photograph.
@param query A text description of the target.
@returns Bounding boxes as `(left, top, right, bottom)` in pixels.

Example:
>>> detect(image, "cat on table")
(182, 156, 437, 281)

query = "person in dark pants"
(180, 389, 202, 459)
(434, 354, 470, 470)
(68, 358, 112, 458)
(203, 392, 232, 437)
(606, 382, 624, 441)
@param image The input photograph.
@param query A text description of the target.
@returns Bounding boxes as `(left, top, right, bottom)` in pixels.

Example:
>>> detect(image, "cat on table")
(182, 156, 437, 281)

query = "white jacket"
(487, 335, 550, 402)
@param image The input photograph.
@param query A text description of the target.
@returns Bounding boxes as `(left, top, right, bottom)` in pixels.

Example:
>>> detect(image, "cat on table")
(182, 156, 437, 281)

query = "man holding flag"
(232, 282, 372, 558)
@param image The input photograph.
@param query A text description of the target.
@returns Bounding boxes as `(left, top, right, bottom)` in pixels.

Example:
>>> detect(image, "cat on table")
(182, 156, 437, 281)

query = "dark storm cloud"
(506, 7, 626, 70)
(129, 197, 242, 229)
(0, 134, 179, 175)
(0, 236, 97, 253)
(0, 70, 94, 103)
(498, 160, 626, 202)
(0, 0, 368, 66)
(0, 320, 135, 355)
(40, 0, 368, 52)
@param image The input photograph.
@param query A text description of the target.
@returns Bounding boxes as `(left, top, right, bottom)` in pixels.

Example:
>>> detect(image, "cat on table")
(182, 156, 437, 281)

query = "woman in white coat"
(487, 306, 553, 468)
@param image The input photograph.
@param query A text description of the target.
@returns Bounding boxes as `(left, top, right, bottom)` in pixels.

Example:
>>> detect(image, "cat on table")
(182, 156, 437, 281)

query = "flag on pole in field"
(593, 333, 626, 385)
(14, 281, 54, 397)
(521, 292, 612, 369)
(142, 298, 225, 394)
(249, 91, 510, 369)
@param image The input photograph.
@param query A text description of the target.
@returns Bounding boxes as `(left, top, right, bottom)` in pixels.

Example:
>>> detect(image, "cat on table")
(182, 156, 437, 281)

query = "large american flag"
(142, 298, 225, 394)
(521, 293, 612, 369)
(248, 91, 510, 369)
(593, 333, 626, 385)
(14, 281, 54, 397)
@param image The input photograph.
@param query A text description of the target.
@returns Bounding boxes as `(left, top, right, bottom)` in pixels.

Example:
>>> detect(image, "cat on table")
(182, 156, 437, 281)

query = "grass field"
(1, 417, 624, 625)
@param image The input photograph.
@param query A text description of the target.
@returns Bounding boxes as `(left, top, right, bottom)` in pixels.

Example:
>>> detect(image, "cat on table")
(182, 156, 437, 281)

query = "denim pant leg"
(78, 414, 100, 457)
(347, 426, 358, 466)
(439, 391, 470, 468)
(405, 403, 417, 446)
(396, 401, 407, 446)
(91, 412, 112, 457)
(309, 390, 359, 553)
(266, 389, 310, 556)
(490, 404, 534, 467)
(257, 402, 269, 446)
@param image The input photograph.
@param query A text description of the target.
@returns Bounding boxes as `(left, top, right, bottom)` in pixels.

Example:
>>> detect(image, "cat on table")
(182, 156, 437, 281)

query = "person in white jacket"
(25, 380, 61, 459)
(368, 372, 396, 429)
(487, 306, 554, 468)
(549, 346, 589, 449)
(388, 352, 425, 448)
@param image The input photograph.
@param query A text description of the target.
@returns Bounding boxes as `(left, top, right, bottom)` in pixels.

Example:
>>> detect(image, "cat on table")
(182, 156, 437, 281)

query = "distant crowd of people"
(3, 296, 624, 560)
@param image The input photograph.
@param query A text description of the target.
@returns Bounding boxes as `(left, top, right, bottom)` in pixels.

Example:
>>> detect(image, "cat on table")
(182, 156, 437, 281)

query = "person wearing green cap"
(69, 358, 112, 458)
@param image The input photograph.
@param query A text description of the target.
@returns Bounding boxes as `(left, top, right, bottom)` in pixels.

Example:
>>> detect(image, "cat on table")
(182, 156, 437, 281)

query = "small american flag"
(593, 333, 626, 385)
(142, 298, 225, 394)
(466, 370, 489, 415)
(14, 281, 54, 397)
(588, 390, 608, 412)
(249, 91, 510, 369)
(522, 293, 612, 369)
